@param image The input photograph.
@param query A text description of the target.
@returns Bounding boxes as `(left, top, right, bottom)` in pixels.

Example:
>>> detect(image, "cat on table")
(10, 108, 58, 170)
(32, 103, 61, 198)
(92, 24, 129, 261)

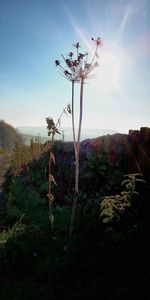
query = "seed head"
(55, 60, 60, 66)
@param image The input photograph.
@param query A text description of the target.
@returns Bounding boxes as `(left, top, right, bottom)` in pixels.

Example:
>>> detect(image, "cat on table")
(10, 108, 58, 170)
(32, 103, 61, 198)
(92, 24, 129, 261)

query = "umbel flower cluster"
(55, 37, 103, 82)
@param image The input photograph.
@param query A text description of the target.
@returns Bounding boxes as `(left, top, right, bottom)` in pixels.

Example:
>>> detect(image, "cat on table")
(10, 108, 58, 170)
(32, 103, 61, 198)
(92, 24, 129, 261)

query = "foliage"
(5, 180, 49, 229)
(0, 215, 25, 248)
(54, 205, 71, 235)
(100, 173, 145, 223)
(1, 122, 150, 299)
(81, 151, 109, 195)
(10, 139, 50, 177)
(0, 156, 149, 300)
(75, 194, 100, 231)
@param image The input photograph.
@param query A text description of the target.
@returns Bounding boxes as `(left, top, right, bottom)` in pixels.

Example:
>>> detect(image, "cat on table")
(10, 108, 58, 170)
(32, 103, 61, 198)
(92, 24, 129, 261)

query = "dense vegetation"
(0, 127, 150, 299)
(0, 121, 21, 153)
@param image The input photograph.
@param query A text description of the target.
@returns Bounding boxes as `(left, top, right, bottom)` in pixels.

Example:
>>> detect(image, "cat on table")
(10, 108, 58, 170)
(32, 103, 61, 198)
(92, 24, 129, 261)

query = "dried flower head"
(55, 60, 60, 66)
(73, 42, 80, 49)
(55, 37, 102, 82)
(67, 103, 71, 114)
(91, 37, 103, 47)
(46, 117, 60, 136)
(68, 52, 73, 58)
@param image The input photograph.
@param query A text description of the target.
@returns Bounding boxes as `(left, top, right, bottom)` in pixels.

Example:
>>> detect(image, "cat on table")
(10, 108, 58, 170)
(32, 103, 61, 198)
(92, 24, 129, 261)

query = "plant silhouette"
(46, 104, 71, 232)
(55, 37, 103, 241)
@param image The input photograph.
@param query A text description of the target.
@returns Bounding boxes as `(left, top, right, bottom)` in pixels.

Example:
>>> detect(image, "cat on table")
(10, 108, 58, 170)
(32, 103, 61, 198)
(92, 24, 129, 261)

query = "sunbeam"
(117, 3, 134, 39)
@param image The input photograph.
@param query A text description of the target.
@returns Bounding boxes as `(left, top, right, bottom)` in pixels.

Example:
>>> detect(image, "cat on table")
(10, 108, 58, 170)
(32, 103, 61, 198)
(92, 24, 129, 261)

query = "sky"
(0, 0, 150, 133)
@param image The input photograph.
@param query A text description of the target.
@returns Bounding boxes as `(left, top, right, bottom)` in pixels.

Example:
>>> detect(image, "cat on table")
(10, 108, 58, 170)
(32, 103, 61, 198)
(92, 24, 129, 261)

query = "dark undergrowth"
(0, 140, 150, 300)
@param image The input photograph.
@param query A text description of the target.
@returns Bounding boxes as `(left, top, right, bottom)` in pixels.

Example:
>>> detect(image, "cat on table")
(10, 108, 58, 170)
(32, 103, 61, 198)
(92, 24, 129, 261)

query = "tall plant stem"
(71, 81, 77, 160)
(47, 105, 70, 232)
(90, 45, 99, 67)
(48, 134, 54, 231)
(69, 77, 84, 241)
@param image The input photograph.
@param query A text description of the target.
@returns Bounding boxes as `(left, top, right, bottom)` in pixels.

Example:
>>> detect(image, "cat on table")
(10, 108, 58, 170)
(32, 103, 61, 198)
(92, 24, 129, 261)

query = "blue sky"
(0, 0, 150, 133)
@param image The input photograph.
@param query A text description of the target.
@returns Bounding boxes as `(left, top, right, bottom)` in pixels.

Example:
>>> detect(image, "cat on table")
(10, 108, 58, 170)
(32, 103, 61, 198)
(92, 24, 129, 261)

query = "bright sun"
(87, 42, 132, 99)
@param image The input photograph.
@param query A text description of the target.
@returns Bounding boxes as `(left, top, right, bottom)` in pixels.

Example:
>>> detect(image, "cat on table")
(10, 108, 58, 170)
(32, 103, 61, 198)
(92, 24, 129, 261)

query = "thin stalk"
(47, 105, 70, 232)
(85, 45, 99, 77)
(77, 78, 84, 152)
(90, 45, 99, 68)
(71, 81, 77, 160)
(69, 77, 84, 240)
(75, 77, 84, 193)
(48, 134, 54, 231)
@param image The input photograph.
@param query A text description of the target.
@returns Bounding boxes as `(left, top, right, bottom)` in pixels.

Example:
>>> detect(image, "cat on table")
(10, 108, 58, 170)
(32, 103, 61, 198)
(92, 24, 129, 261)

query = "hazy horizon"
(17, 125, 118, 141)
(16, 124, 147, 135)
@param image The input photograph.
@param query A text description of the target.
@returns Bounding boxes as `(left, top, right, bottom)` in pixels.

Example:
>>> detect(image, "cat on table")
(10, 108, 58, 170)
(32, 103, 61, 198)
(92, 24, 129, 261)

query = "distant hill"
(0, 120, 21, 152)
(17, 126, 116, 142)
(52, 127, 150, 192)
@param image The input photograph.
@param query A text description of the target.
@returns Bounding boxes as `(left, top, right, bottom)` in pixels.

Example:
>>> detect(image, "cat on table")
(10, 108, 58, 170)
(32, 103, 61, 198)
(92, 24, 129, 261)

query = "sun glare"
(98, 51, 121, 89)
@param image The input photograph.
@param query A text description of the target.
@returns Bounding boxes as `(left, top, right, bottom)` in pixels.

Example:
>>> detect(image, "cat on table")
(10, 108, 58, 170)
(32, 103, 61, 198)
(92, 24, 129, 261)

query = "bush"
(5, 180, 49, 229)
